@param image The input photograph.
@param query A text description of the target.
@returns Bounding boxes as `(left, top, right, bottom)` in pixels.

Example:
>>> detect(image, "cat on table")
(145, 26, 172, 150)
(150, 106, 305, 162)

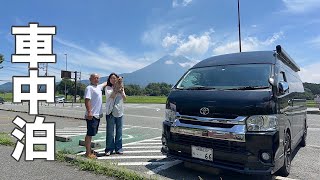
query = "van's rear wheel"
(300, 120, 307, 147)
(278, 132, 291, 177)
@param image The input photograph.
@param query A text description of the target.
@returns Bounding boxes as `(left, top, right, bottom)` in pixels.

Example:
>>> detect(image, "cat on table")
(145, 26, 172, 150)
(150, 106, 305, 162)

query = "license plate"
(191, 145, 213, 161)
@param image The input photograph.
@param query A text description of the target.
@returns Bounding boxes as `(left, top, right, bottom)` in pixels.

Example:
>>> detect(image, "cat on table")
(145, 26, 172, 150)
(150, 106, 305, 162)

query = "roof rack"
(276, 45, 300, 72)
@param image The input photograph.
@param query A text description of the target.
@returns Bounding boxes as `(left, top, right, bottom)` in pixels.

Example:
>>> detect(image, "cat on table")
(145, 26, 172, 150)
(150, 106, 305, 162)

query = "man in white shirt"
(84, 73, 107, 158)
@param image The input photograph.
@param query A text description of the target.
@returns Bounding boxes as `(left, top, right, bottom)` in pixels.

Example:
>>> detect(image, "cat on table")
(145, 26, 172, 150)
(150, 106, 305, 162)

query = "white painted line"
(139, 139, 162, 142)
(129, 142, 163, 146)
(76, 136, 162, 156)
(122, 136, 162, 146)
(55, 132, 86, 134)
(147, 160, 182, 175)
(308, 128, 320, 131)
(117, 150, 161, 153)
(307, 145, 320, 149)
(124, 125, 162, 130)
(56, 130, 105, 132)
(117, 162, 167, 166)
(56, 134, 83, 137)
(123, 146, 162, 149)
(275, 176, 299, 180)
(125, 114, 163, 120)
(97, 155, 166, 160)
(56, 128, 88, 130)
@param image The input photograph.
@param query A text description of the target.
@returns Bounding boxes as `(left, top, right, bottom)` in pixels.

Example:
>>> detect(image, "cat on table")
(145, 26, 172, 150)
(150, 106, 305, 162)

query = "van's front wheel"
(278, 132, 291, 177)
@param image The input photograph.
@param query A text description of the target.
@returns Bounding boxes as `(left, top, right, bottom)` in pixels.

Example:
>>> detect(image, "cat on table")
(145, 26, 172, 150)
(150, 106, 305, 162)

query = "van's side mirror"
(279, 81, 289, 94)
(268, 77, 275, 86)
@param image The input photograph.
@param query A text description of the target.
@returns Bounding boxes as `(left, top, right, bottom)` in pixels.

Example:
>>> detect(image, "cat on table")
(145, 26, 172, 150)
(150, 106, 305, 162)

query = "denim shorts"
(86, 117, 100, 136)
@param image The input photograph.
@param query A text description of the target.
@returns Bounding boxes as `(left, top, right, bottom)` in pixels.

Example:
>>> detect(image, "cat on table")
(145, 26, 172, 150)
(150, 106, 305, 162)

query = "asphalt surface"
(0, 103, 319, 180)
(0, 145, 113, 180)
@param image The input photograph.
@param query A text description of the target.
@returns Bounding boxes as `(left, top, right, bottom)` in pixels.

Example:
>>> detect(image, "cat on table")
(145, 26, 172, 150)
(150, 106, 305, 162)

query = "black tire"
(278, 132, 291, 177)
(300, 120, 307, 147)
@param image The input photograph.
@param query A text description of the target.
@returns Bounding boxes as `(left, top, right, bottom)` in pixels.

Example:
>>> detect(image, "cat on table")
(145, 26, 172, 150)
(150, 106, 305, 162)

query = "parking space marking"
(118, 150, 161, 154)
(121, 146, 163, 149)
(76, 136, 162, 155)
(123, 142, 162, 146)
(98, 156, 167, 160)
(307, 145, 320, 149)
(117, 162, 167, 166)
(275, 176, 299, 180)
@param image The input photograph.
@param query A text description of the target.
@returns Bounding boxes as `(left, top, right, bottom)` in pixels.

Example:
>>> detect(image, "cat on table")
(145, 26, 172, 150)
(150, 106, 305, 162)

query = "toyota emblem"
(200, 107, 210, 115)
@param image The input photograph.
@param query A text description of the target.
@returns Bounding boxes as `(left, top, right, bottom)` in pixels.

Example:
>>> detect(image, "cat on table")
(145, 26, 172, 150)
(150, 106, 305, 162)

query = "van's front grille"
(171, 133, 246, 153)
(179, 119, 235, 128)
(179, 112, 238, 119)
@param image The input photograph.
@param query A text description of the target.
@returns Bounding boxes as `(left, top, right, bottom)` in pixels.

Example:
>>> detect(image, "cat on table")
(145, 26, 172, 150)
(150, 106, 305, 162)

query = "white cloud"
(299, 63, 320, 83)
(162, 34, 180, 48)
(172, 0, 193, 8)
(54, 37, 149, 79)
(179, 61, 197, 68)
(309, 35, 320, 48)
(165, 60, 174, 65)
(213, 32, 284, 55)
(174, 30, 214, 57)
(141, 24, 171, 47)
(282, 0, 320, 13)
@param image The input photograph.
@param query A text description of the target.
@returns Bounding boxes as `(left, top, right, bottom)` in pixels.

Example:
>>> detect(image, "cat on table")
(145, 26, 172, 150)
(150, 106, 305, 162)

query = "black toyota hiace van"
(162, 45, 307, 178)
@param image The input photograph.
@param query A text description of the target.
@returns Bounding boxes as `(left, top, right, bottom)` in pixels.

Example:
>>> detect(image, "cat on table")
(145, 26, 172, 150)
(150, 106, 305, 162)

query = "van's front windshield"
(176, 64, 272, 90)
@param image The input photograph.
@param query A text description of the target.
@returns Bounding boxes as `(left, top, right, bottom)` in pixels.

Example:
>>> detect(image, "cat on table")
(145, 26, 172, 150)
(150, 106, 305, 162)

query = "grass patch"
(0, 132, 15, 146)
(0, 92, 13, 102)
(56, 152, 153, 180)
(101, 96, 167, 104)
(307, 100, 319, 108)
(125, 96, 167, 104)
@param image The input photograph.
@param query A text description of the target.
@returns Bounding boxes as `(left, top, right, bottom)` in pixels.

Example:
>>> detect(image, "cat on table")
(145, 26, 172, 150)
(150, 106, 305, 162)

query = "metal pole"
(64, 54, 67, 103)
(65, 54, 68, 71)
(74, 71, 77, 103)
(79, 71, 82, 107)
(237, 0, 242, 52)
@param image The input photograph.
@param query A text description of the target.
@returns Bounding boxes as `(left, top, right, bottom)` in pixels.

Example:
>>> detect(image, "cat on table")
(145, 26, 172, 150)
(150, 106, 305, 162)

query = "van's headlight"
(165, 109, 176, 122)
(246, 115, 278, 131)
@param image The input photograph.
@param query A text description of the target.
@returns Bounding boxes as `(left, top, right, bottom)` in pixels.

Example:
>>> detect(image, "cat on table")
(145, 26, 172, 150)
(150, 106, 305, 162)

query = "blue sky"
(0, 0, 320, 84)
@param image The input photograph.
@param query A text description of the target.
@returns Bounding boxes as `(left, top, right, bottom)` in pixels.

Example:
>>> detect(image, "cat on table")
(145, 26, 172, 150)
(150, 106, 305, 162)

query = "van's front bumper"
(162, 121, 281, 175)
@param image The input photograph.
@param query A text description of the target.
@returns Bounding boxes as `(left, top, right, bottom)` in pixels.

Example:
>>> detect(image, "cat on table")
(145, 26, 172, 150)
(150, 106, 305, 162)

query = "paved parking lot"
(0, 103, 319, 180)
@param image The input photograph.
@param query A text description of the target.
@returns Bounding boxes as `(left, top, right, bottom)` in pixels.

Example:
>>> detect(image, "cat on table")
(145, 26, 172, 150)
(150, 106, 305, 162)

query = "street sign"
(61, 70, 71, 79)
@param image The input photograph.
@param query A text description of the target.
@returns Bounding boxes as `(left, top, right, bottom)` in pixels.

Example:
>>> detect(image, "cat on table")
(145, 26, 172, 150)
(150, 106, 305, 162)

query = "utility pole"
(237, 0, 242, 52)
(74, 71, 78, 103)
(64, 54, 68, 101)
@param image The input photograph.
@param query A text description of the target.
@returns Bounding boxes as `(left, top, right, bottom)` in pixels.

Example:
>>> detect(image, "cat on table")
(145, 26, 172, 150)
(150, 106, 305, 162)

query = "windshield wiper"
(225, 86, 270, 90)
(184, 86, 216, 90)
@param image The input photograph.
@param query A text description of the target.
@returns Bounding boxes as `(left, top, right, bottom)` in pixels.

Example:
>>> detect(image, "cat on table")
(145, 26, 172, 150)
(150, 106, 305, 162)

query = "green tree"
(56, 79, 87, 99)
(145, 82, 172, 96)
(125, 84, 143, 96)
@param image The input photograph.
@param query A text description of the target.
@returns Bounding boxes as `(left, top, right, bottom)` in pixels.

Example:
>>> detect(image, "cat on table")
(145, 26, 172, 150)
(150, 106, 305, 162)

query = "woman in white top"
(105, 73, 126, 156)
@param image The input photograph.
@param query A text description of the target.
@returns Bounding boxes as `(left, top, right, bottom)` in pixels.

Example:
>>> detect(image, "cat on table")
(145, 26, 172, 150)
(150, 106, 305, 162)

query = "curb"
(306, 111, 320, 115)
(0, 108, 86, 120)
(62, 153, 161, 180)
